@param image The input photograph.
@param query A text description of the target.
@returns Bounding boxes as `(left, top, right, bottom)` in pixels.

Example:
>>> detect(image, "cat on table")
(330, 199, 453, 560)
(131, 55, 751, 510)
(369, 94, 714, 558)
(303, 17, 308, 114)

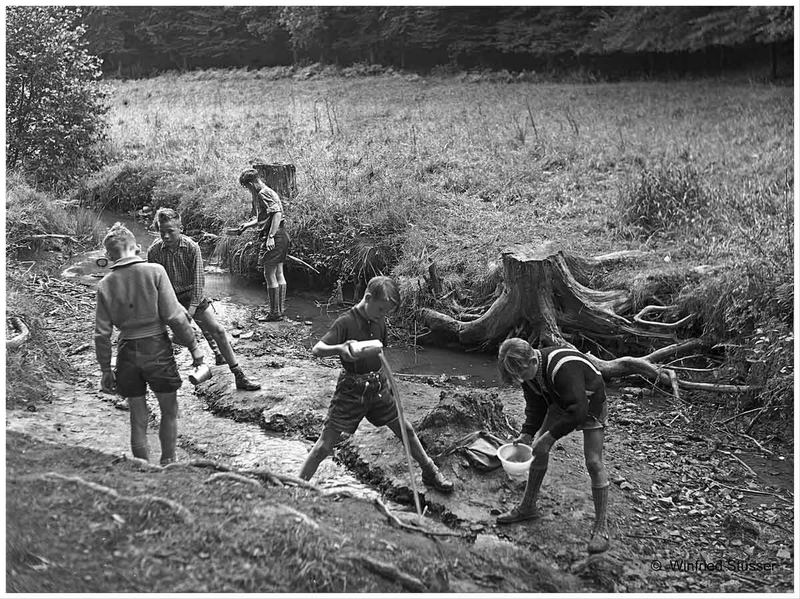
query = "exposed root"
(344, 554, 427, 592)
(35, 472, 194, 523)
(372, 497, 464, 538)
(204, 472, 264, 489)
(634, 305, 694, 329)
(276, 503, 320, 529)
(7, 316, 30, 350)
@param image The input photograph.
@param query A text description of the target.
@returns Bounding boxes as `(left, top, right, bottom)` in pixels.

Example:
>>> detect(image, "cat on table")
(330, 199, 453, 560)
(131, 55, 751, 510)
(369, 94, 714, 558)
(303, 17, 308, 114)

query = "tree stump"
(252, 160, 297, 204)
(421, 242, 674, 350)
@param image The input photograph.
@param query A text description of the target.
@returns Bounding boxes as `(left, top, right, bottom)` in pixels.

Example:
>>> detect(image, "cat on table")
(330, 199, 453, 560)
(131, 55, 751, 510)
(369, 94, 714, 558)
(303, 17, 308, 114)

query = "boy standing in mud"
(299, 276, 454, 493)
(496, 337, 610, 554)
(237, 168, 290, 322)
(148, 208, 261, 391)
(94, 222, 205, 464)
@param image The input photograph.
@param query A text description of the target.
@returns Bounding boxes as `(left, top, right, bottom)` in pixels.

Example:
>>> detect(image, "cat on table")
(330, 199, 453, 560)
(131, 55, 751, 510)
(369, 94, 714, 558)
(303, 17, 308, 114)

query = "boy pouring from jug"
(298, 276, 454, 493)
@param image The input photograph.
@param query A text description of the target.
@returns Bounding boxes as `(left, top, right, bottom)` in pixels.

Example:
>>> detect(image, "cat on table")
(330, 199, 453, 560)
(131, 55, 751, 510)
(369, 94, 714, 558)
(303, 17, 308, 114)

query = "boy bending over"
(299, 276, 454, 493)
(94, 223, 204, 464)
(496, 337, 610, 554)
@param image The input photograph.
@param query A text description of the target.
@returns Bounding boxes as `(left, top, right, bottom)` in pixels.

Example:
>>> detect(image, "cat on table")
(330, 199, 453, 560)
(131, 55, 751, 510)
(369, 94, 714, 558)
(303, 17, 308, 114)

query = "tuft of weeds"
(615, 161, 710, 239)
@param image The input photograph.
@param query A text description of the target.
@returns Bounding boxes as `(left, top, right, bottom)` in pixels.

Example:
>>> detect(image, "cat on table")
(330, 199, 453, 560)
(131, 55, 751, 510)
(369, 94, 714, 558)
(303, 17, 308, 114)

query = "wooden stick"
(718, 407, 764, 425)
(738, 432, 774, 456)
(716, 449, 757, 477)
(286, 254, 320, 275)
(705, 479, 792, 503)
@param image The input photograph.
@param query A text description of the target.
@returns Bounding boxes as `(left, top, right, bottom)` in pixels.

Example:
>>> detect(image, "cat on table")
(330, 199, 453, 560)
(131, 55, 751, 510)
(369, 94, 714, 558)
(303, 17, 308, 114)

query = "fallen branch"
(345, 554, 427, 592)
(37, 472, 194, 523)
(679, 381, 758, 393)
(718, 407, 764, 426)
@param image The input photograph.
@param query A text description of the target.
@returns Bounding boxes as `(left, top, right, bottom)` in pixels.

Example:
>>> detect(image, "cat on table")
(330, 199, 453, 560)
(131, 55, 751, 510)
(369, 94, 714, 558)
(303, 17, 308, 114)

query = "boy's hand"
(100, 371, 116, 394)
(513, 433, 533, 446)
(339, 341, 356, 362)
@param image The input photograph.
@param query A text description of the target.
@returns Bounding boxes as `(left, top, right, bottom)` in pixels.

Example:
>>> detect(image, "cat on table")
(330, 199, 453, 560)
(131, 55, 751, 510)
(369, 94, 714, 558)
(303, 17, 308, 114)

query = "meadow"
(93, 70, 791, 284)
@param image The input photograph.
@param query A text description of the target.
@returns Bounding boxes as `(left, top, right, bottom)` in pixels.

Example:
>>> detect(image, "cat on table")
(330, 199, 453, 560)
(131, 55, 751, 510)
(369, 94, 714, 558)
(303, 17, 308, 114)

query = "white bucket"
(497, 443, 533, 481)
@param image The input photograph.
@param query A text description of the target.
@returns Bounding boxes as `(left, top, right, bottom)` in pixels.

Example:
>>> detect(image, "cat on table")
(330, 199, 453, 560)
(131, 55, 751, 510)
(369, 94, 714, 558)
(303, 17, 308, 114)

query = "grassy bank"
(6, 431, 575, 593)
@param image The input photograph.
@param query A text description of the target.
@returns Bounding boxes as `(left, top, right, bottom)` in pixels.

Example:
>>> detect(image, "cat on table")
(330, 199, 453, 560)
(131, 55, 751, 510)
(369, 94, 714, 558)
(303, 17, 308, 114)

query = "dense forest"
(81, 6, 793, 78)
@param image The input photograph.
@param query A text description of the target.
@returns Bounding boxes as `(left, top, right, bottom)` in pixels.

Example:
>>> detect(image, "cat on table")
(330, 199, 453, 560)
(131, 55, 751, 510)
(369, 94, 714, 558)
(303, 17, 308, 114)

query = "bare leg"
(155, 391, 178, 464)
(127, 395, 150, 460)
(195, 308, 237, 367)
(299, 427, 343, 481)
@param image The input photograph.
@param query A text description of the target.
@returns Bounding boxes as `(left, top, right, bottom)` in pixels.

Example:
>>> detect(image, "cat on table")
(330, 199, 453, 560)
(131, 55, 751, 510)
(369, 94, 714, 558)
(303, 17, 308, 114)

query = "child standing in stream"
(495, 337, 610, 554)
(237, 168, 291, 321)
(299, 276, 454, 493)
(94, 222, 205, 464)
(148, 208, 261, 391)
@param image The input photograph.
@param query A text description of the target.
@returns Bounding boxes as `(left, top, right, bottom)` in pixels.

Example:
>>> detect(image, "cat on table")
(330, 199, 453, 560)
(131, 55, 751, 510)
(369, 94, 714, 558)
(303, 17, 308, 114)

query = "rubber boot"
(587, 484, 610, 554)
(265, 287, 282, 322)
(497, 459, 547, 524)
(230, 364, 261, 391)
(279, 283, 287, 318)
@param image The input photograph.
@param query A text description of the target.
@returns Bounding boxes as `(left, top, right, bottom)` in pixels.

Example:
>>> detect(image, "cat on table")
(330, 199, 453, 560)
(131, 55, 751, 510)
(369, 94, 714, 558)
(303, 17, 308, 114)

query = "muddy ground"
(6, 275, 795, 593)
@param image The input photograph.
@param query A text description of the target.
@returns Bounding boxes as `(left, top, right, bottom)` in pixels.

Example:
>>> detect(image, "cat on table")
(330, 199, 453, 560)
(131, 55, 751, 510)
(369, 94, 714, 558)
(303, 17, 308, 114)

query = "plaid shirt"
(147, 235, 205, 309)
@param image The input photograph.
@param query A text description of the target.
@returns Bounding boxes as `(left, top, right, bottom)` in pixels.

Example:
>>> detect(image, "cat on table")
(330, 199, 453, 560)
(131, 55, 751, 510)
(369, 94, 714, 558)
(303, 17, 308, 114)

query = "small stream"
(58, 211, 500, 506)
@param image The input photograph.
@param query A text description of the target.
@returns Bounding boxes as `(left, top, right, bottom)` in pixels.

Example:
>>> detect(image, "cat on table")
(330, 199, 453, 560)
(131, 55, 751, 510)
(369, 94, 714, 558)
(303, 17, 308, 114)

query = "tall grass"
(91, 74, 790, 281)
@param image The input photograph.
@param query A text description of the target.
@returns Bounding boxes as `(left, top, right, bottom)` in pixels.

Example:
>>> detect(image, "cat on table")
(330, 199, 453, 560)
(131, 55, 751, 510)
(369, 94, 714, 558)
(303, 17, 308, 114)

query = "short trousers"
(323, 370, 399, 435)
(540, 400, 608, 435)
(258, 223, 290, 268)
(115, 333, 182, 397)
(176, 292, 211, 314)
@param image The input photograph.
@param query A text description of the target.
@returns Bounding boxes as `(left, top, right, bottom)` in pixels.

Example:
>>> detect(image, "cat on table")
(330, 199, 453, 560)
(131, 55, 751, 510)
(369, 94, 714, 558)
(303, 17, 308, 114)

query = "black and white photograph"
(4, 3, 795, 594)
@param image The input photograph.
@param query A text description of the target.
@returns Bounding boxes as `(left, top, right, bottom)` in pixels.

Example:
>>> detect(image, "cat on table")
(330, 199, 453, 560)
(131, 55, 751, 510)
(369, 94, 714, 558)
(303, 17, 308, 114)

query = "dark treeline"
(81, 6, 793, 79)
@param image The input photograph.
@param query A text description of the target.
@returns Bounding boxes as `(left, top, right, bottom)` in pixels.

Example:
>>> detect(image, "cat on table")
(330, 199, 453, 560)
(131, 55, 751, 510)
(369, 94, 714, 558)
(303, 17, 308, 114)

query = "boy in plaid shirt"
(148, 208, 260, 391)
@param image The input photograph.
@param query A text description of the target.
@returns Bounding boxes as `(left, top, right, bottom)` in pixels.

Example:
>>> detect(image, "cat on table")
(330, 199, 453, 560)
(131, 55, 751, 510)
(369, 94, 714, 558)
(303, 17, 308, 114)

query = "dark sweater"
(520, 347, 606, 439)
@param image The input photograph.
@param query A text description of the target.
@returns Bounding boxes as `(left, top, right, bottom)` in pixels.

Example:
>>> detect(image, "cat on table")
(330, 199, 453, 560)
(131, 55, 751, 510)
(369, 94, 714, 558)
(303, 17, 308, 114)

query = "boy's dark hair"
(103, 222, 137, 261)
(153, 207, 181, 232)
(365, 276, 400, 307)
(239, 168, 260, 188)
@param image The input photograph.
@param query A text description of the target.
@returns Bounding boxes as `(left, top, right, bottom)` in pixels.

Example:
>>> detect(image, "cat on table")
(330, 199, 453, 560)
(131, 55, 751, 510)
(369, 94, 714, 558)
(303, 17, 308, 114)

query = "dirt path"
(6, 285, 795, 592)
